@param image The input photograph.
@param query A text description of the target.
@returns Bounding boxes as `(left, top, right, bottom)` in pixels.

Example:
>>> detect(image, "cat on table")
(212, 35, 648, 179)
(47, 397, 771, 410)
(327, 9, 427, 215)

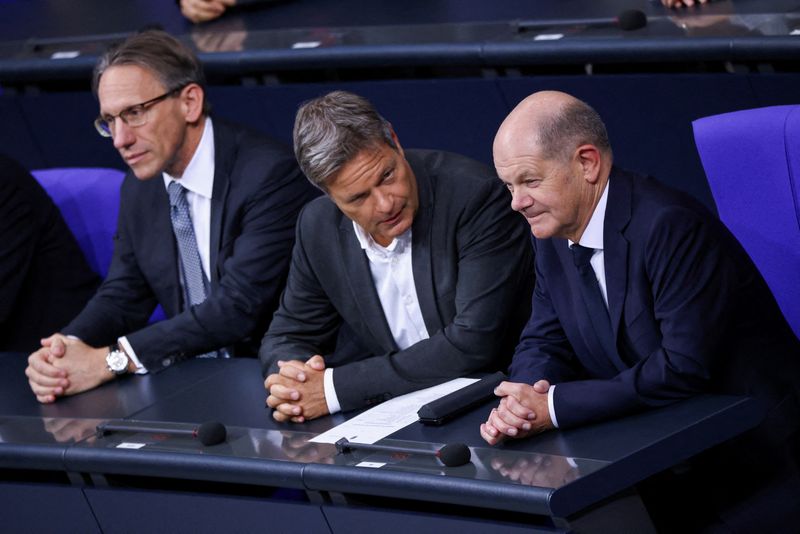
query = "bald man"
(482, 91, 800, 529)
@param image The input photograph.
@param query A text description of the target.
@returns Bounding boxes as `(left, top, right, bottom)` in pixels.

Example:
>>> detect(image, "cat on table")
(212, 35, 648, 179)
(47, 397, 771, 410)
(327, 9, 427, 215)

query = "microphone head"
(196, 421, 227, 446)
(618, 9, 647, 31)
(437, 443, 471, 467)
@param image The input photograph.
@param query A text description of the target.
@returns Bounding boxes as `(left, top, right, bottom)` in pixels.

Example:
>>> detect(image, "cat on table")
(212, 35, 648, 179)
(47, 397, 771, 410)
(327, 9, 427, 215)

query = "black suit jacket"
(65, 119, 319, 369)
(260, 149, 534, 411)
(510, 167, 800, 430)
(0, 154, 100, 351)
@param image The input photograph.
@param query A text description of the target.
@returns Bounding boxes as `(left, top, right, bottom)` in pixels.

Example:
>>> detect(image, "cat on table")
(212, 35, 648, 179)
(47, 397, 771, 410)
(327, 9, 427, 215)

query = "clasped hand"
(480, 380, 554, 445)
(264, 355, 329, 423)
(25, 334, 113, 403)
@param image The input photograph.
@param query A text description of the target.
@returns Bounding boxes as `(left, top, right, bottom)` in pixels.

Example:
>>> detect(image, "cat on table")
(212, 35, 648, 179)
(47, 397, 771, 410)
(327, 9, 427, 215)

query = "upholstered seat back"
(693, 105, 800, 338)
(32, 167, 124, 278)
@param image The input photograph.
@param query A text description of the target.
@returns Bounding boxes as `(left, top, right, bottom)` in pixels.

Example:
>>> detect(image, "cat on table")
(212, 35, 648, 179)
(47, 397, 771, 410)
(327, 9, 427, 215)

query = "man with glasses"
(25, 30, 317, 402)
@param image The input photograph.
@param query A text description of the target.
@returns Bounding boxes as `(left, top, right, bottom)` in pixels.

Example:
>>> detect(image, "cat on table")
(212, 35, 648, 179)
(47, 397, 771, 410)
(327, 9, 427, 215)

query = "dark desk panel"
(0, 352, 232, 419)
(0, 357, 766, 532)
(2, 0, 800, 84)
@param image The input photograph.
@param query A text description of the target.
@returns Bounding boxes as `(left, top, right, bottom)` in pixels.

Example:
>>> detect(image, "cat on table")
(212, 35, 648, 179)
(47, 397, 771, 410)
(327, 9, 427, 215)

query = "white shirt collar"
(352, 221, 411, 255)
(569, 179, 609, 250)
(162, 117, 215, 199)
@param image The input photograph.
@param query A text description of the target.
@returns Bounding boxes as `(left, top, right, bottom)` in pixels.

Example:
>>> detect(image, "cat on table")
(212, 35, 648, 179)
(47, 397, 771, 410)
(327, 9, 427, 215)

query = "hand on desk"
(661, 0, 709, 7)
(25, 334, 114, 403)
(480, 380, 554, 445)
(181, 0, 236, 23)
(265, 354, 329, 423)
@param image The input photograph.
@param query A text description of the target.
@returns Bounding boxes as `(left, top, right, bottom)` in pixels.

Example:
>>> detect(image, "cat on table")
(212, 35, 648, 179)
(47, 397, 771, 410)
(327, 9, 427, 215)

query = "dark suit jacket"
(0, 154, 100, 351)
(510, 167, 800, 429)
(65, 119, 319, 369)
(260, 149, 534, 411)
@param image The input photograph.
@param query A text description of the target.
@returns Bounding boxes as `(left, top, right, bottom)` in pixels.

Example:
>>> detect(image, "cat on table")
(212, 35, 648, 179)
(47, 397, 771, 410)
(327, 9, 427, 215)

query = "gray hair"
(536, 99, 612, 162)
(92, 30, 210, 115)
(293, 91, 397, 190)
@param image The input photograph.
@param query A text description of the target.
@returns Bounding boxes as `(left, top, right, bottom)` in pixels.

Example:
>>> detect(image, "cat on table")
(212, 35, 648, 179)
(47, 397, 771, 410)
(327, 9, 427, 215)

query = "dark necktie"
(168, 181, 219, 359)
(571, 244, 622, 369)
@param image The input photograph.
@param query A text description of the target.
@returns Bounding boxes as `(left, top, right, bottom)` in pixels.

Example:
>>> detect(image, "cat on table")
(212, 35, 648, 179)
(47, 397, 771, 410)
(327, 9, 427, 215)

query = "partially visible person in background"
(180, 0, 280, 23)
(0, 154, 100, 352)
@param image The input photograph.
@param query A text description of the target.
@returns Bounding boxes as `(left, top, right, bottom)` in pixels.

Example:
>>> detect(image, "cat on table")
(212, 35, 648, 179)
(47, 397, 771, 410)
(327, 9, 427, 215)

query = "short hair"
(92, 30, 210, 115)
(536, 98, 612, 162)
(293, 91, 397, 190)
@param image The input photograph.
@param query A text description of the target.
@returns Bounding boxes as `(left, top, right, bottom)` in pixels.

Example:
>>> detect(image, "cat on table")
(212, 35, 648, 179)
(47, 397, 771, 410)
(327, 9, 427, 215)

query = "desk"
(0, 355, 765, 533)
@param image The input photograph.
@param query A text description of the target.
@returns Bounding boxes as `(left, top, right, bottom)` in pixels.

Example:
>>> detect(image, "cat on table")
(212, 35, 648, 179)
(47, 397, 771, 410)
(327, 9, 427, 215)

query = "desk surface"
(0, 355, 765, 519)
(1, 0, 800, 84)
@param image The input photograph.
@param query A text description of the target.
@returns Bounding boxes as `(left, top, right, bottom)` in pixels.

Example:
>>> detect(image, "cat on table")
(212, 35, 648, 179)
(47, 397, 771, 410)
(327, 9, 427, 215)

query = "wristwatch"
(106, 344, 130, 375)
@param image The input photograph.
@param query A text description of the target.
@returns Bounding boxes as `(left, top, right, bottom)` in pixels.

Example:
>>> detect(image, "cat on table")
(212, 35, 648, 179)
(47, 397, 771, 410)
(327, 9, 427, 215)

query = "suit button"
(162, 357, 173, 367)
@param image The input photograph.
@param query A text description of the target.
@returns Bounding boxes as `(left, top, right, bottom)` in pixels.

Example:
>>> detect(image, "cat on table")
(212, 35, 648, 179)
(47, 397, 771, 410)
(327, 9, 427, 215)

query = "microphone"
(96, 420, 227, 446)
(518, 9, 648, 32)
(335, 437, 471, 467)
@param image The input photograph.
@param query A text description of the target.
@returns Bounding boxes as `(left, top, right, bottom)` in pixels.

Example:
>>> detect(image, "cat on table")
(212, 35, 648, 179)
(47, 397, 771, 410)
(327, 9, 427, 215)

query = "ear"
(180, 83, 205, 123)
(388, 125, 405, 156)
(575, 144, 602, 184)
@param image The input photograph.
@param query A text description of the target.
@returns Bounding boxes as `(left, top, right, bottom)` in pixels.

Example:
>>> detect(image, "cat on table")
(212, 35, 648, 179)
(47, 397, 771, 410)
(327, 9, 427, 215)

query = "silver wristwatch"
(106, 344, 130, 375)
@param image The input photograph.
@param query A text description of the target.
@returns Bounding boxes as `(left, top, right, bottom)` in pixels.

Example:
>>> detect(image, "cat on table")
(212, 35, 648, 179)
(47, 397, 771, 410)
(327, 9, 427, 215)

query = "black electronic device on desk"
(417, 372, 506, 425)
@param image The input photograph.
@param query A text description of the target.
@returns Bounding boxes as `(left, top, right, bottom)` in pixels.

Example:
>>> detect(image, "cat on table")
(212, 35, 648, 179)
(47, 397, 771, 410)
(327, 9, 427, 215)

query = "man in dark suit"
(25, 30, 317, 403)
(0, 154, 100, 352)
(481, 90, 800, 529)
(260, 91, 533, 422)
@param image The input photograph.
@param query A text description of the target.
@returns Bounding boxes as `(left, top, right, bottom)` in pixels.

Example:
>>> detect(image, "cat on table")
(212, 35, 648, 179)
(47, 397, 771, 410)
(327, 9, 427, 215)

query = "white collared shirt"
(120, 118, 216, 371)
(323, 222, 430, 414)
(548, 180, 609, 428)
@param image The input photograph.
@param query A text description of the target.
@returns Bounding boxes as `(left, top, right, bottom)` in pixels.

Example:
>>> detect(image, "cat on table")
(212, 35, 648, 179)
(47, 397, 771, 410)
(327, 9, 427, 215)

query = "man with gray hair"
(260, 91, 533, 421)
(25, 29, 317, 402)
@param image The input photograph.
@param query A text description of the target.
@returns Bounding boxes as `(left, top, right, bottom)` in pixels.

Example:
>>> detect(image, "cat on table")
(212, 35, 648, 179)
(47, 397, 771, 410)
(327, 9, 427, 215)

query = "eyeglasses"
(94, 86, 184, 138)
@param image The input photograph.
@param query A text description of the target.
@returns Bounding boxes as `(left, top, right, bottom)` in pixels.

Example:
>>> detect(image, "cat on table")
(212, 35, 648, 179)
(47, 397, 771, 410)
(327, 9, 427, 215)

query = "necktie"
(571, 244, 622, 370)
(168, 181, 209, 307)
(168, 182, 220, 359)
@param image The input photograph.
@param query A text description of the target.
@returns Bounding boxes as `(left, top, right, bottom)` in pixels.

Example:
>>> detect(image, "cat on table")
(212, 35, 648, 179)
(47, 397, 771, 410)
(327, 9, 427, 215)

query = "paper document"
(310, 377, 478, 444)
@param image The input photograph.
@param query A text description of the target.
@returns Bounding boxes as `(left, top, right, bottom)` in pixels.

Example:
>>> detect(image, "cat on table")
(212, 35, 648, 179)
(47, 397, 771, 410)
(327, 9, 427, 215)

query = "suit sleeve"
(508, 237, 586, 386)
(331, 179, 534, 410)
(553, 208, 739, 428)
(258, 203, 346, 375)
(0, 178, 38, 325)
(123, 153, 310, 368)
(62, 179, 159, 346)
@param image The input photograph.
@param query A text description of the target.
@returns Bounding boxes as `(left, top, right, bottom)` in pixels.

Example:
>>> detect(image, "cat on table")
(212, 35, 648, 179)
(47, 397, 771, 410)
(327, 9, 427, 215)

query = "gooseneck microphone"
(335, 437, 471, 467)
(96, 420, 227, 446)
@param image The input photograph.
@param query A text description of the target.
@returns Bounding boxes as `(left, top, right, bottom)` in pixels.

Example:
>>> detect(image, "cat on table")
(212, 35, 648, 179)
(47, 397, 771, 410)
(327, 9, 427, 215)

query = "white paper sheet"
(310, 377, 478, 444)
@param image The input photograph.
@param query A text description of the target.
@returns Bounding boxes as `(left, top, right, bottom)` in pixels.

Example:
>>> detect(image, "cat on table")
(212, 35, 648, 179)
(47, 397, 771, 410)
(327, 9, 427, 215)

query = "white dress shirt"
(323, 223, 430, 414)
(119, 118, 216, 371)
(548, 180, 609, 427)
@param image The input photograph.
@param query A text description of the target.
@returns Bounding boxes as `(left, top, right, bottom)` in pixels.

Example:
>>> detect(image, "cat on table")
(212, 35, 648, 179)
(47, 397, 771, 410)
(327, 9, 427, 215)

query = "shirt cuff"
(118, 336, 147, 374)
(547, 384, 560, 428)
(323, 368, 341, 414)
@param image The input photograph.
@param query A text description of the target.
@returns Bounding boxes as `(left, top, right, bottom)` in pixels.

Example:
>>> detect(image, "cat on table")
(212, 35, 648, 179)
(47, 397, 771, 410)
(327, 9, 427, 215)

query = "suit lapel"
(604, 168, 632, 368)
(209, 119, 233, 285)
(146, 177, 182, 314)
(409, 154, 442, 334)
(338, 215, 398, 351)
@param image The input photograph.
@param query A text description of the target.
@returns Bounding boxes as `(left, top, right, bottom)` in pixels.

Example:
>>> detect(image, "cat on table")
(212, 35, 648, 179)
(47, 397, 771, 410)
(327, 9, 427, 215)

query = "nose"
(510, 188, 533, 213)
(374, 189, 392, 214)
(112, 118, 135, 150)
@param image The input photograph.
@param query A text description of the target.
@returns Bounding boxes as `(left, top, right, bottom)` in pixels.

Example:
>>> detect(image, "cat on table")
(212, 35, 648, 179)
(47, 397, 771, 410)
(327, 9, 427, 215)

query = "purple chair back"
(32, 167, 124, 278)
(693, 105, 800, 338)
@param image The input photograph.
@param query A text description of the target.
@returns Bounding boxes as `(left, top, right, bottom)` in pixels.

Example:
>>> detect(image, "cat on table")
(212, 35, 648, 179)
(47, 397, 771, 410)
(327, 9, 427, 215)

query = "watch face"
(107, 351, 128, 372)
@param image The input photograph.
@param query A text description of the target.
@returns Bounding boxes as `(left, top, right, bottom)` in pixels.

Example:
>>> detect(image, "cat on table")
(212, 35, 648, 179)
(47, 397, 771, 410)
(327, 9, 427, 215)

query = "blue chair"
(32, 167, 165, 324)
(32, 167, 124, 278)
(693, 105, 800, 338)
